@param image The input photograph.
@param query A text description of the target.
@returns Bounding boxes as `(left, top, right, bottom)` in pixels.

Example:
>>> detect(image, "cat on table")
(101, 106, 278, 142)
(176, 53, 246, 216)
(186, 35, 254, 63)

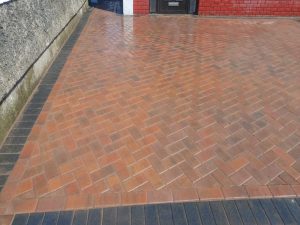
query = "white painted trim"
(123, 0, 133, 15)
(0, 0, 11, 3)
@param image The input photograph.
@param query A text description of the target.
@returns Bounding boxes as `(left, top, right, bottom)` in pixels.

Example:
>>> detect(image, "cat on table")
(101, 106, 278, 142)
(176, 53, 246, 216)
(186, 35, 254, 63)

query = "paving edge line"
(7, 197, 300, 225)
(0, 186, 300, 215)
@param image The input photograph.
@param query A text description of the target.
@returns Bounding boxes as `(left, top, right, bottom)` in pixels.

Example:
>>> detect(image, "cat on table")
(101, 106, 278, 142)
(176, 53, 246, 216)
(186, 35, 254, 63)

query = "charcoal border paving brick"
(103, 207, 117, 225)
(248, 200, 270, 225)
(56, 211, 74, 225)
(209, 201, 230, 225)
(87, 208, 101, 225)
(41, 212, 59, 225)
(197, 202, 216, 225)
(145, 205, 159, 225)
(11, 214, 29, 225)
(184, 202, 203, 225)
(117, 206, 131, 225)
(13, 198, 300, 225)
(157, 204, 173, 225)
(260, 199, 284, 225)
(171, 203, 188, 225)
(285, 199, 300, 223)
(72, 210, 88, 225)
(235, 200, 257, 225)
(222, 201, 244, 225)
(131, 206, 145, 225)
(27, 213, 44, 225)
(272, 199, 296, 225)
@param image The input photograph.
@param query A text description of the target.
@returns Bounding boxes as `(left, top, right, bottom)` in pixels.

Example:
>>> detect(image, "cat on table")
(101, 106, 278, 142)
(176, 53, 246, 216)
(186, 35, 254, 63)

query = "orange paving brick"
(173, 188, 199, 202)
(147, 190, 173, 204)
(245, 186, 272, 198)
(1, 9, 300, 214)
(0, 215, 13, 225)
(198, 187, 224, 201)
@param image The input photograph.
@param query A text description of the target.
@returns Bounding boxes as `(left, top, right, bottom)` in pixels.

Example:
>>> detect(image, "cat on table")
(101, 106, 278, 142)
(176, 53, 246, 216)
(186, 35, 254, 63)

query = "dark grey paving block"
(209, 201, 229, 225)
(0, 153, 19, 164)
(285, 198, 300, 224)
(24, 108, 42, 115)
(117, 206, 130, 225)
(0, 175, 8, 185)
(27, 102, 44, 108)
(0, 144, 23, 153)
(27, 213, 44, 225)
(18, 115, 38, 122)
(73, 210, 88, 225)
(41, 212, 59, 225)
(158, 204, 173, 225)
(222, 201, 244, 225)
(248, 199, 270, 225)
(197, 202, 216, 225)
(12, 214, 29, 225)
(14, 121, 35, 129)
(4, 136, 27, 145)
(295, 198, 300, 208)
(131, 205, 145, 225)
(10, 198, 300, 225)
(184, 202, 202, 225)
(57, 211, 73, 225)
(9, 128, 31, 137)
(260, 199, 284, 225)
(35, 88, 51, 97)
(87, 208, 101, 225)
(103, 207, 117, 225)
(37, 85, 53, 90)
(145, 205, 159, 225)
(171, 203, 188, 225)
(272, 199, 297, 225)
(235, 200, 257, 225)
(30, 97, 48, 104)
(0, 164, 14, 175)
(40, 79, 57, 85)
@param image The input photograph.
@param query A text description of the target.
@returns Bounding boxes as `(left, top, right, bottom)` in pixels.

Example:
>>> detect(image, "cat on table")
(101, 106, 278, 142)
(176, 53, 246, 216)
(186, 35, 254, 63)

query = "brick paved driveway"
(1, 9, 300, 215)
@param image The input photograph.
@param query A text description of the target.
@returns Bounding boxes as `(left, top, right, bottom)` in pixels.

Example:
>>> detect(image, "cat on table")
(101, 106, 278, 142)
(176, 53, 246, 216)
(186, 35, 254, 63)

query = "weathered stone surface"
(0, 0, 86, 101)
(0, 0, 88, 144)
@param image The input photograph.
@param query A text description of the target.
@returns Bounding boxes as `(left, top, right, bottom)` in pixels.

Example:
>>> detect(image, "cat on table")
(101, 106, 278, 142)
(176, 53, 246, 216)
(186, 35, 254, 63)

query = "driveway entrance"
(0, 10, 300, 215)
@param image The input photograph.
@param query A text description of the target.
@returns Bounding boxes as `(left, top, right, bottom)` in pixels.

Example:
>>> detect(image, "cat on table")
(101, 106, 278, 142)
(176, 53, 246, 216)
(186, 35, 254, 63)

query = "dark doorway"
(151, 0, 197, 14)
(89, 0, 123, 14)
(157, 0, 188, 14)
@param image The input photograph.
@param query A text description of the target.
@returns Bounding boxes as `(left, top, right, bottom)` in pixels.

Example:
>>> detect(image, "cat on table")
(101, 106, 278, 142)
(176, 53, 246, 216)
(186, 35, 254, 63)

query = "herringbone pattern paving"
(1, 10, 300, 214)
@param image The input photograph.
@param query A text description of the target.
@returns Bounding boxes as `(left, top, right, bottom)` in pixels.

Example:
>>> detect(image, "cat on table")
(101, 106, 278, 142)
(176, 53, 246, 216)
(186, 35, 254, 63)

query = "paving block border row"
(8, 198, 300, 225)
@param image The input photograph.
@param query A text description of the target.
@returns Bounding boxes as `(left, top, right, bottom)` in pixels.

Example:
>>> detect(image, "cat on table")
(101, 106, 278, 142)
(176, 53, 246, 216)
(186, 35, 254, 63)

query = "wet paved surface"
(10, 198, 300, 225)
(1, 8, 300, 217)
(91, 0, 123, 14)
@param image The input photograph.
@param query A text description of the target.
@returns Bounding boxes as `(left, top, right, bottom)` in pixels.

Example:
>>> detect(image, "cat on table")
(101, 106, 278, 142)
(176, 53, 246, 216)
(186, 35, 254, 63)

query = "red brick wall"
(198, 0, 300, 16)
(134, 0, 149, 14)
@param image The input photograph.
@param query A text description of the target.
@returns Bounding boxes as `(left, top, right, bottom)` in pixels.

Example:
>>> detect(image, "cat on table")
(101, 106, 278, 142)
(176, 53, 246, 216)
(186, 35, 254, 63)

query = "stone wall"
(0, 0, 88, 144)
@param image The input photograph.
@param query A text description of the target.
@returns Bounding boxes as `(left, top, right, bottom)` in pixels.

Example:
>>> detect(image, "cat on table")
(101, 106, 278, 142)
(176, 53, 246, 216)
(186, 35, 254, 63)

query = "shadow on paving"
(11, 198, 300, 225)
(90, 1, 123, 14)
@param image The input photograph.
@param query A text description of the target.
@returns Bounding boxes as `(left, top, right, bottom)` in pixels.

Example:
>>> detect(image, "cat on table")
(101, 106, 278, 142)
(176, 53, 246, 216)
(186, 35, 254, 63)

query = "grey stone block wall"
(0, 0, 86, 101)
